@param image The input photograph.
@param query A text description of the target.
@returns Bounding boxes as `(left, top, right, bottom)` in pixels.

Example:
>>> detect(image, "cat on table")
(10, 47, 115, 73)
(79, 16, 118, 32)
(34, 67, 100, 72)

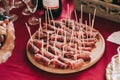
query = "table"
(0, 0, 120, 80)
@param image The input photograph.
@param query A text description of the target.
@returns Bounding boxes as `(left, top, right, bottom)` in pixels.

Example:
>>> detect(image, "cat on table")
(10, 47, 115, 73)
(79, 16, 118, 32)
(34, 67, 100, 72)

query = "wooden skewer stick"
(70, 25, 74, 44)
(38, 18, 42, 40)
(74, 9, 78, 23)
(47, 8, 50, 24)
(63, 31, 67, 52)
(41, 39, 44, 53)
(81, 4, 83, 24)
(25, 23, 33, 41)
(89, 13, 91, 27)
(46, 32, 49, 51)
(45, 11, 48, 31)
(81, 23, 85, 47)
(45, 10, 49, 52)
(91, 8, 96, 29)
(89, 13, 92, 39)
(75, 43, 77, 53)
(91, 8, 96, 38)
(54, 28, 58, 55)
(85, 20, 88, 42)
(49, 8, 54, 21)
(49, 8, 55, 28)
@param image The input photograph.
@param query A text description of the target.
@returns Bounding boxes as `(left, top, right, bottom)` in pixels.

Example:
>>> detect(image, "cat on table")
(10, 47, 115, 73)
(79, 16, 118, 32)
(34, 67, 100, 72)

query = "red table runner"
(0, 0, 120, 80)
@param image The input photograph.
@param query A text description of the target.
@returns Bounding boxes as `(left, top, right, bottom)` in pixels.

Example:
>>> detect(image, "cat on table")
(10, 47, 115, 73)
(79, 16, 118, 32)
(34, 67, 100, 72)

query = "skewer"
(38, 18, 42, 40)
(80, 4, 83, 24)
(78, 18, 83, 54)
(46, 32, 49, 51)
(49, 8, 55, 28)
(45, 11, 47, 31)
(25, 23, 33, 41)
(49, 8, 54, 21)
(45, 10, 49, 52)
(73, 43, 78, 60)
(80, 21, 85, 47)
(41, 39, 44, 53)
(54, 27, 58, 55)
(74, 9, 78, 23)
(47, 8, 50, 24)
(89, 13, 92, 39)
(60, 19, 64, 36)
(63, 31, 67, 54)
(91, 8, 96, 29)
(89, 13, 91, 28)
(91, 8, 96, 38)
(66, 4, 71, 31)
(70, 24, 74, 44)
(85, 20, 88, 42)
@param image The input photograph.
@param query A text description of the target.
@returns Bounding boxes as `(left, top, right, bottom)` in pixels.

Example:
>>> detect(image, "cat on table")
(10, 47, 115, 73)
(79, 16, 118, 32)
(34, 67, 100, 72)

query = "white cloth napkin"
(107, 31, 120, 45)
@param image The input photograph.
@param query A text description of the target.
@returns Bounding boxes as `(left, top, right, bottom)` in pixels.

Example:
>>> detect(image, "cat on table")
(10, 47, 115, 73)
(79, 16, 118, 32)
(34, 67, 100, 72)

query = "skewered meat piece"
(34, 53, 50, 66)
(51, 58, 68, 69)
(28, 41, 40, 54)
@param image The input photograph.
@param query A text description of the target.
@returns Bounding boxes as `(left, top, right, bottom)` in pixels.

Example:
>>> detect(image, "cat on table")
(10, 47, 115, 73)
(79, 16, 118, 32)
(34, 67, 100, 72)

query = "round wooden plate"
(26, 32, 105, 74)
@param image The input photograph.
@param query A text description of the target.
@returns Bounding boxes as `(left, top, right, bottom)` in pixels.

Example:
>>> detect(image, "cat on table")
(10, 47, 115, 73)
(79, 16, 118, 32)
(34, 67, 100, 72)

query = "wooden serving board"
(26, 32, 105, 74)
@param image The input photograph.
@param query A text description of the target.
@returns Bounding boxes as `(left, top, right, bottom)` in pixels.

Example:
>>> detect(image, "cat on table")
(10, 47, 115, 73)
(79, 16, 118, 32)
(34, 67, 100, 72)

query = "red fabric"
(0, 0, 120, 80)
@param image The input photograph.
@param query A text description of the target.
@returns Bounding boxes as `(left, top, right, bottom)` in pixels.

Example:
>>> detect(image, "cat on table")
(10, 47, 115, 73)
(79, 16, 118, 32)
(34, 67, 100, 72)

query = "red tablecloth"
(0, 0, 120, 80)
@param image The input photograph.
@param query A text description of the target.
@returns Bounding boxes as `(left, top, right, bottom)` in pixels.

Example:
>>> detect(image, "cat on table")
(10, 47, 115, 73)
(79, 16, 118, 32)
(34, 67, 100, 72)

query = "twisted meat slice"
(64, 50, 91, 61)
(58, 56, 72, 66)
(58, 56, 85, 69)
(28, 42, 39, 54)
(50, 34, 65, 42)
(43, 23, 55, 31)
(70, 59, 85, 69)
(84, 31, 100, 39)
(34, 31, 47, 39)
(79, 41, 96, 48)
(78, 46, 93, 52)
(48, 45, 62, 56)
(76, 51, 91, 61)
(34, 53, 50, 66)
(51, 58, 68, 69)
(38, 50, 55, 60)
(81, 38, 98, 43)
(32, 39, 43, 49)
(49, 41, 64, 50)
